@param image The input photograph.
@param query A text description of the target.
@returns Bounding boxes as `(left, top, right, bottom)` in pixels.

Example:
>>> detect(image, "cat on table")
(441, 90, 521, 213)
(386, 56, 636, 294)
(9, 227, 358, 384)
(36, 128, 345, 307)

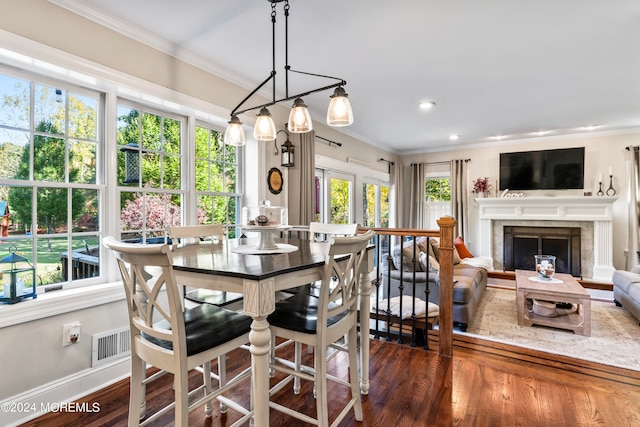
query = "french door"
(315, 168, 354, 224)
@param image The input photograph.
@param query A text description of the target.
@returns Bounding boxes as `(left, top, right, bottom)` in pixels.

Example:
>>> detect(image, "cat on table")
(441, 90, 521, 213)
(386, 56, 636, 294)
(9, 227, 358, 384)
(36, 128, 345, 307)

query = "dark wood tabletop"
(171, 237, 328, 281)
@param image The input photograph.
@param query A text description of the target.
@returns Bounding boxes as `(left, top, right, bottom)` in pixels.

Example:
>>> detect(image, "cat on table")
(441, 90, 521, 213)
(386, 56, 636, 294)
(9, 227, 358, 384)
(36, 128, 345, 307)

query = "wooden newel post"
(437, 215, 456, 357)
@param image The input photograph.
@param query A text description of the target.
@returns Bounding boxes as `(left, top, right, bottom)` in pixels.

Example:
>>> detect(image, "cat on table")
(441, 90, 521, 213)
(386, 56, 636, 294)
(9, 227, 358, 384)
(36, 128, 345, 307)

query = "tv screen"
(499, 147, 585, 191)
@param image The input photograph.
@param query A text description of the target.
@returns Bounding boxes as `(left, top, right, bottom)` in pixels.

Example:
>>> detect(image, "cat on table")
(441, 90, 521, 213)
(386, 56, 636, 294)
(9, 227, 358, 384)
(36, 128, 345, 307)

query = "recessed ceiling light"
(532, 130, 551, 136)
(418, 101, 436, 110)
(580, 125, 599, 131)
(491, 135, 507, 140)
(448, 134, 461, 141)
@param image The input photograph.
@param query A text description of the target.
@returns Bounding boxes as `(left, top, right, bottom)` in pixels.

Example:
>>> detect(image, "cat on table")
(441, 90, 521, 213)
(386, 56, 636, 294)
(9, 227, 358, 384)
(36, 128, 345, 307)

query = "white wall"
(399, 131, 640, 270)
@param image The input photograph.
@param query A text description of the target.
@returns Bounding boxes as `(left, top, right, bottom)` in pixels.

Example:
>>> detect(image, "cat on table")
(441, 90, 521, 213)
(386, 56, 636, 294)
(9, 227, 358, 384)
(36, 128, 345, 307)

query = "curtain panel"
(451, 159, 469, 238)
(287, 131, 315, 225)
(627, 146, 640, 269)
(408, 163, 425, 229)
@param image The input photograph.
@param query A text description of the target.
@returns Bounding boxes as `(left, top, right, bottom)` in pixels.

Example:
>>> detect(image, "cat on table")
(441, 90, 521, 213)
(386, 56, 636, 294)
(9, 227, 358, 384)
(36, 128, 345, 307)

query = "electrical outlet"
(63, 322, 81, 346)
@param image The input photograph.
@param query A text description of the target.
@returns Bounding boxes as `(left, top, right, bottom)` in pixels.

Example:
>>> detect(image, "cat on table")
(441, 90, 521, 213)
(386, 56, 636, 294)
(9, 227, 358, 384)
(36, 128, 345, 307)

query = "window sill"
(0, 282, 126, 328)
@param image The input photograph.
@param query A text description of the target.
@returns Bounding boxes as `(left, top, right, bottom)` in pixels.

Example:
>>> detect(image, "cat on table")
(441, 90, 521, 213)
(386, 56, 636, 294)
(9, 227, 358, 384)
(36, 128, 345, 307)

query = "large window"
(363, 180, 389, 228)
(424, 175, 451, 229)
(117, 103, 184, 243)
(0, 70, 101, 290)
(195, 124, 240, 237)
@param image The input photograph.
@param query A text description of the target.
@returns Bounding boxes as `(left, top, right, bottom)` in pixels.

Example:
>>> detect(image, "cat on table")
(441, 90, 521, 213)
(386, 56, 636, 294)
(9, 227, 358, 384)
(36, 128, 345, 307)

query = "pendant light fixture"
(224, 115, 246, 146)
(288, 98, 312, 133)
(224, 0, 353, 146)
(327, 86, 353, 126)
(254, 107, 277, 141)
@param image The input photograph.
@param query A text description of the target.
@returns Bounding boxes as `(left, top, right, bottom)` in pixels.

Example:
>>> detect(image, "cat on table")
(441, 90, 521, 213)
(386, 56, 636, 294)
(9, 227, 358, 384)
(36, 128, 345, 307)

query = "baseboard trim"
(0, 357, 130, 426)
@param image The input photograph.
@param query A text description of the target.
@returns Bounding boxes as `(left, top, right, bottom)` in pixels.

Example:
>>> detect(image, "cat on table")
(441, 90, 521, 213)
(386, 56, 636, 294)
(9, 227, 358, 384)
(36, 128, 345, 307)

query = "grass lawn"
(0, 234, 100, 287)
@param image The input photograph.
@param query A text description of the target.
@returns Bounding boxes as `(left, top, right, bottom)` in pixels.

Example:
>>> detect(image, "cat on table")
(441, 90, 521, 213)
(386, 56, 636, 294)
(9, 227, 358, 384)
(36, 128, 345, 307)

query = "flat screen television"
(499, 147, 585, 191)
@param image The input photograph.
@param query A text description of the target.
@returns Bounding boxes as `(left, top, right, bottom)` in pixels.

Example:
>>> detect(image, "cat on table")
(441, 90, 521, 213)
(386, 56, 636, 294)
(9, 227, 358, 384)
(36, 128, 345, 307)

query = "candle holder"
(597, 181, 604, 196)
(606, 174, 616, 196)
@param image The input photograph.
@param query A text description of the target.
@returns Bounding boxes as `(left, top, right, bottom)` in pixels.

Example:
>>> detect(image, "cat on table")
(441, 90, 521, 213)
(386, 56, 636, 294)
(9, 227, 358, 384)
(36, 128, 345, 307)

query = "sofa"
(612, 266, 640, 325)
(380, 236, 488, 331)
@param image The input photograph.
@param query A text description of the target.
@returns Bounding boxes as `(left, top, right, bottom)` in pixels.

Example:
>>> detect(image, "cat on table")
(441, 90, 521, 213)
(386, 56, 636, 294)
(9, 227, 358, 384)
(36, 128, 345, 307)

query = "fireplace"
(503, 226, 581, 277)
(475, 196, 617, 282)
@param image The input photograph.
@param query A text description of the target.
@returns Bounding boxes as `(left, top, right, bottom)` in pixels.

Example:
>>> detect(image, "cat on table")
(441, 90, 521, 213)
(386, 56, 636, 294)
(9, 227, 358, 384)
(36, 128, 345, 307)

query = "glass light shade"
(288, 98, 313, 133)
(327, 86, 353, 126)
(253, 107, 277, 141)
(224, 116, 246, 146)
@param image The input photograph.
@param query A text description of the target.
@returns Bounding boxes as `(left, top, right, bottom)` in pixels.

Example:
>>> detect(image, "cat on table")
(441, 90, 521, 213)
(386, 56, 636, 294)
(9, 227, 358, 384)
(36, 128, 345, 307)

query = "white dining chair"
(103, 236, 253, 426)
(267, 229, 374, 426)
(308, 221, 359, 243)
(272, 222, 360, 392)
(168, 224, 243, 307)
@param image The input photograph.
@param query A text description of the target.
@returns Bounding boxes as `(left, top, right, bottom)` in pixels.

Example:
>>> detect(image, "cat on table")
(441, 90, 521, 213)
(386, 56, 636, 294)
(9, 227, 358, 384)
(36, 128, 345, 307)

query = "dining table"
(171, 235, 374, 427)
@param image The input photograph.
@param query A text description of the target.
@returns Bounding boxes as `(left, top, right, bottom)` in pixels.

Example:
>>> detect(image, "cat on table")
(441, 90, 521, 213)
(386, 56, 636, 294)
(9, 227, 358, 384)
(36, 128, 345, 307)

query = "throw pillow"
(392, 240, 423, 272)
(454, 236, 474, 259)
(419, 251, 440, 273)
(430, 237, 462, 264)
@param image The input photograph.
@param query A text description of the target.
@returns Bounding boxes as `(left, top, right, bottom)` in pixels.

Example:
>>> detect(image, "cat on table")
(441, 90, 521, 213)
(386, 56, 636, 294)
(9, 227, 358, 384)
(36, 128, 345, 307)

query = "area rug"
(457, 287, 640, 371)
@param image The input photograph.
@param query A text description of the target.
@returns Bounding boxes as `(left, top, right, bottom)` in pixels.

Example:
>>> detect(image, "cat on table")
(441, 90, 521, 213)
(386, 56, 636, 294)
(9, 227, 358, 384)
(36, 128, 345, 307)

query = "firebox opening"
(503, 226, 581, 277)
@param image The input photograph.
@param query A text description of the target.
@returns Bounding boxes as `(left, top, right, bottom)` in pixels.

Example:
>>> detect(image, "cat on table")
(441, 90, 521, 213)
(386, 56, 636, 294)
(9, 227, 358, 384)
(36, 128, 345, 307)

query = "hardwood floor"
(21, 332, 640, 427)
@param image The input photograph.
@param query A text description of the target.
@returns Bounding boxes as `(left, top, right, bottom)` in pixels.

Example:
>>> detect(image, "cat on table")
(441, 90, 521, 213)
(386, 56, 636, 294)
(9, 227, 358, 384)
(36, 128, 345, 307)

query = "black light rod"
(230, 72, 276, 116)
(233, 81, 344, 117)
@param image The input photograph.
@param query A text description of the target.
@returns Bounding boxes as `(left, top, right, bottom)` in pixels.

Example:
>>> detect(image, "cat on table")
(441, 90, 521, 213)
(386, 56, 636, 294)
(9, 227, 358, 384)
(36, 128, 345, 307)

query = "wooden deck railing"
(60, 247, 100, 281)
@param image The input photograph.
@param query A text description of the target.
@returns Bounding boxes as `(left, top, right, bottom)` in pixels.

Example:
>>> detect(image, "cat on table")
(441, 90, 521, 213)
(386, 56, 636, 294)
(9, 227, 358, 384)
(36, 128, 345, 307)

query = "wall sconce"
(275, 128, 295, 168)
(281, 138, 295, 168)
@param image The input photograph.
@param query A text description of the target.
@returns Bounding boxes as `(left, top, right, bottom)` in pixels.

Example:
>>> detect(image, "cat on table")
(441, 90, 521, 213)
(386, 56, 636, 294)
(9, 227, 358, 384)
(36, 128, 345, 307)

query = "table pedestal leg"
(359, 269, 371, 395)
(249, 317, 271, 427)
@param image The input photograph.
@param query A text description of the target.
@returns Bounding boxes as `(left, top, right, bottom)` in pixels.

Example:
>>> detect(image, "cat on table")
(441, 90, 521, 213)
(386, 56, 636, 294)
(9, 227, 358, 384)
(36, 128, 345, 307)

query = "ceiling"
(53, 0, 640, 154)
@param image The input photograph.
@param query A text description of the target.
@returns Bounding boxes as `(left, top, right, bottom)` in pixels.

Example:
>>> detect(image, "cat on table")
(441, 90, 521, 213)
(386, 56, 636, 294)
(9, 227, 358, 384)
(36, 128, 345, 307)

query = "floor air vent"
(91, 326, 131, 367)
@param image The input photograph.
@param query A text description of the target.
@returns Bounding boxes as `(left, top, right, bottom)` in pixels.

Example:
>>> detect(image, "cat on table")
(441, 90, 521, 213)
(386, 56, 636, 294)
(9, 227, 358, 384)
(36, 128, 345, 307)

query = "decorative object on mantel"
(598, 168, 616, 196)
(223, 0, 353, 146)
(472, 177, 492, 197)
(499, 189, 525, 198)
(597, 172, 604, 196)
(606, 167, 616, 196)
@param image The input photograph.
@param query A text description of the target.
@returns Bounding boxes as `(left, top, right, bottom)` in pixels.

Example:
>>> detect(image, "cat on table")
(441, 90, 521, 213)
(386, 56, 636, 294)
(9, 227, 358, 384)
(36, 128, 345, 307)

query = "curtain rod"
(378, 158, 394, 173)
(315, 135, 342, 147)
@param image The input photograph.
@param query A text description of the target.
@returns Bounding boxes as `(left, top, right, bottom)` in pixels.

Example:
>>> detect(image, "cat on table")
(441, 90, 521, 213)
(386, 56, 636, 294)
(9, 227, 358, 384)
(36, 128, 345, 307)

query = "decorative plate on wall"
(268, 167, 283, 194)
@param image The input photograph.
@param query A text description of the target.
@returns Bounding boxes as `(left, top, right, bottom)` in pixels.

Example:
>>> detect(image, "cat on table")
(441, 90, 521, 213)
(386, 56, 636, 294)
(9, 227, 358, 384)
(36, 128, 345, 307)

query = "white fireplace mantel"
(476, 196, 618, 282)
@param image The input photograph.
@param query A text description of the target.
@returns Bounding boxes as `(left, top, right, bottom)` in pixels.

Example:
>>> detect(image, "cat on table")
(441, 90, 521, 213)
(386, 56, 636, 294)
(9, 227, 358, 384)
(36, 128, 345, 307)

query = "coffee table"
(515, 269, 591, 336)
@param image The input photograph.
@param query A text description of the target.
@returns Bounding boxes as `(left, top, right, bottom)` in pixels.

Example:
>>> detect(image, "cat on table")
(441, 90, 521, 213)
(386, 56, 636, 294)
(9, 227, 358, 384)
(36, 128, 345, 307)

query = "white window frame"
(0, 32, 245, 327)
(0, 65, 105, 292)
(316, 168, 355, 224)
(363, 177, 390, 228)
(424, 169, 452, 230)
